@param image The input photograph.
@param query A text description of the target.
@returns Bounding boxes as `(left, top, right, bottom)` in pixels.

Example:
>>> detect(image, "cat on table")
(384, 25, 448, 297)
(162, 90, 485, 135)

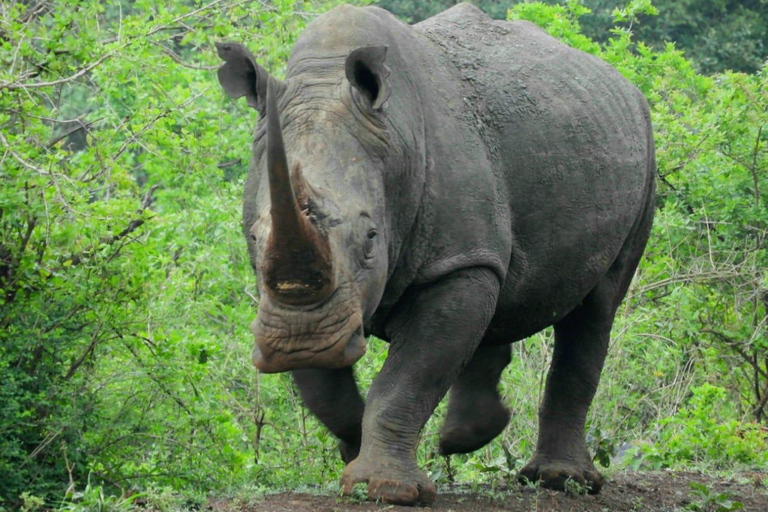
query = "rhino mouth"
(250, 284, 366, 373)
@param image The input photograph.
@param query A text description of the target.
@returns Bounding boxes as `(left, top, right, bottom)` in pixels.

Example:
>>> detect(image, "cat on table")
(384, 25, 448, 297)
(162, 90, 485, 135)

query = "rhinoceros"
(216, 2, 655, 505)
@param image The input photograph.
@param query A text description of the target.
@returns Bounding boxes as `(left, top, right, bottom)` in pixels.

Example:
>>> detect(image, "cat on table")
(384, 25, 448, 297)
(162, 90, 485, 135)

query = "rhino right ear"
(216, 42, 269, 114)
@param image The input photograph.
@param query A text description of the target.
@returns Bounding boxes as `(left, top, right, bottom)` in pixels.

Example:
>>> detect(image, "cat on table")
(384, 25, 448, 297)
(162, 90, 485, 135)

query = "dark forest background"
(378, 0, 768, 73)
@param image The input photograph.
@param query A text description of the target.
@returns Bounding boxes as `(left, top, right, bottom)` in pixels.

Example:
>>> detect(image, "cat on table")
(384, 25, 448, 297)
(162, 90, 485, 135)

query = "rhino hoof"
(341, 457, 436, 505)
(439, 403, 510, 455)
(518, 455, 604, 494)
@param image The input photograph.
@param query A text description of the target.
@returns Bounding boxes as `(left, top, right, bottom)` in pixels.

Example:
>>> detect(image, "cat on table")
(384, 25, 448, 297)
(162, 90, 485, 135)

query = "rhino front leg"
(291, 367, 364, 463)
(341, 268, 500, 505)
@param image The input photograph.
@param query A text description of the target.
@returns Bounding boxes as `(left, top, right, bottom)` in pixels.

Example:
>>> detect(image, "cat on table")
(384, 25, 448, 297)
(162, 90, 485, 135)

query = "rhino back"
(416, 4, 653, 339)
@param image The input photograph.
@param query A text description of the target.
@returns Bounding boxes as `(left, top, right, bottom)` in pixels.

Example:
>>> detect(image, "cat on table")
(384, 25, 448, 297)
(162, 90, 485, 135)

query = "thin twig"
(46, 118, 102, 148)
(0, 51, 117, 91)
(244, 286, 259, 305)
(702, 329, 768, 380)
(630, 270, 746, 296)
(151, 41, 219, 71)
(146, 0, 226, 36)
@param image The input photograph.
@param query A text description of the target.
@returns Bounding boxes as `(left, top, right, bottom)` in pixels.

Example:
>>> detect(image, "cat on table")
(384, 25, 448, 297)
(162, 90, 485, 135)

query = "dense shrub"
(0, 0, 371, 506)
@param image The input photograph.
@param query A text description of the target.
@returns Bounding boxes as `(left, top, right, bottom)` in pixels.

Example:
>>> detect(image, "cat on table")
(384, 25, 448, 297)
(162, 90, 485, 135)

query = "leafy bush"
(0, 0, 371, 507)
(642, 384, 768, 468)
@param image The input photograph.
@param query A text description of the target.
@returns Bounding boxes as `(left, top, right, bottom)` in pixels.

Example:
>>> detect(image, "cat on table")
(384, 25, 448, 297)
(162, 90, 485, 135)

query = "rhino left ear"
(216, 42, 270, 114)
(345, 46, 390, 110)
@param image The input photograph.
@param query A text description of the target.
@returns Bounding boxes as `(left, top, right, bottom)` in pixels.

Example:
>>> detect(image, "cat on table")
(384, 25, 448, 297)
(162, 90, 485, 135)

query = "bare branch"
(244, 286, 259, 306)
(151, 41, 219, 71)
(26, 428, 63, 461)
(0, 129, 48, 174)
(64, 330, 118, 381)
(0, 51, 117, 91)
(752, 380, 768, 420)
(146, 0, 226, 37)
(702, 329, 768, 380)
(66, 185, 159, 268)
(630, 270, 746, 296)
(218, 159, 241, 169)
(750, 122, 764, 204)
(46, 118, 102, 148)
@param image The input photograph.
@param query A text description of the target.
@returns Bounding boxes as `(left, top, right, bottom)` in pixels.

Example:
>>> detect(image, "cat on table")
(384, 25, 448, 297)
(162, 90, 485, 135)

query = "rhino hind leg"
(517, 292, 611, 494)
(439, 344, 511, 455)
(291, 367, 364, 463)
(519, 189, 654, 494)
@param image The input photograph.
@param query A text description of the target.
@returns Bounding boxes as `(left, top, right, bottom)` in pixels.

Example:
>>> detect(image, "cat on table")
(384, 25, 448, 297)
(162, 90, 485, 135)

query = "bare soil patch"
(209, 471, 767, 512)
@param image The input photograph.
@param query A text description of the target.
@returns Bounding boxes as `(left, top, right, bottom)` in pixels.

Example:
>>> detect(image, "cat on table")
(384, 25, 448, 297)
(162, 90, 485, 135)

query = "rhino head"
(217, 42, 394, 373)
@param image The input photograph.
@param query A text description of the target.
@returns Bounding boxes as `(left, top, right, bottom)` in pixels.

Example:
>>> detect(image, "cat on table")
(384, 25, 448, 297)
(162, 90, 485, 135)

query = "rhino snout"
(250, 285, 366, 373)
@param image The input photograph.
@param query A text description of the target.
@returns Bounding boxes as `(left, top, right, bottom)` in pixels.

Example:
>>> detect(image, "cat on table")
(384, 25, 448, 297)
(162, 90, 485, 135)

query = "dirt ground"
(209, 471, 768, 512)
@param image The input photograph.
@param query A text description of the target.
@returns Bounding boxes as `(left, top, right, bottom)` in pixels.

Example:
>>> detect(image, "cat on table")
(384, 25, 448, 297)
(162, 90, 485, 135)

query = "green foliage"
(588, 427, 618, 469)
(19, 493, 45, 512)
(376, 0, 768, 73)
(574, 0, 768, 73)
(563, 477, 591, 496)
(640, 384, 768, 469)
(0, 0, 370, 507)
(507, 0, 601, 53)
(58, 475, 141, 512)
(1, 0, 767, 508)
(687, 481, 744, 512)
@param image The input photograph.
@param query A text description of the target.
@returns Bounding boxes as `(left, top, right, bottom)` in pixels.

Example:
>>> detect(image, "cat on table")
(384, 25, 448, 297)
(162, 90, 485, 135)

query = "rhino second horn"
(262, 77, 335, 306)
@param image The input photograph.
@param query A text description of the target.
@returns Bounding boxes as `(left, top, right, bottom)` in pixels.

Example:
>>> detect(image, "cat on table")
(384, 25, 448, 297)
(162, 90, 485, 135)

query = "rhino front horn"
(261, 77, 335, 306)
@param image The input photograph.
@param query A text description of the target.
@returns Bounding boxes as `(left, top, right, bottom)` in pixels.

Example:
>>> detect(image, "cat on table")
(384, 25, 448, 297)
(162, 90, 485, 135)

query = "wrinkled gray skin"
(217, 3, 655, 506)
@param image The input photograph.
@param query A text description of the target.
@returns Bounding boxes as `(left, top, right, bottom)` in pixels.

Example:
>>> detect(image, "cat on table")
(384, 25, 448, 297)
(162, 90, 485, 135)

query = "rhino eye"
(363, 229, 377, 259)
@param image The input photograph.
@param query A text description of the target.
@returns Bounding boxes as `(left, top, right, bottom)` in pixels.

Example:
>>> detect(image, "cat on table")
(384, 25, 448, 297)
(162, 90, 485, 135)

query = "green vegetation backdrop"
(1, 0, 766, 509)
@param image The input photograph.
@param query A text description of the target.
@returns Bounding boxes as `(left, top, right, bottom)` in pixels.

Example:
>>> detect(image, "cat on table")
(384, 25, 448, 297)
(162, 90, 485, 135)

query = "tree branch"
(68, 185, 159, 267)
(702, 329, 767, 380)
(151, 41, 219, 71)
(46, 118, 102, 148)
(0, 51, 117, 91)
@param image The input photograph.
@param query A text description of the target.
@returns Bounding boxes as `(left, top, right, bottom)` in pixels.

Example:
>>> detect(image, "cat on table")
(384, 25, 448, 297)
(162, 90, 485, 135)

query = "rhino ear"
(345, 46, 390, 111)
(216, 42, 270, 114)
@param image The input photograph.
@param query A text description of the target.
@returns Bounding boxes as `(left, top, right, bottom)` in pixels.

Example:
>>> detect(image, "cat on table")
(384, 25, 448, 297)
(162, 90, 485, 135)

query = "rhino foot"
(341, 456, 436, 505)
(518, 454, 604, 494)
(439, 344, 512, 455)
(438, 399, 509, 455)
